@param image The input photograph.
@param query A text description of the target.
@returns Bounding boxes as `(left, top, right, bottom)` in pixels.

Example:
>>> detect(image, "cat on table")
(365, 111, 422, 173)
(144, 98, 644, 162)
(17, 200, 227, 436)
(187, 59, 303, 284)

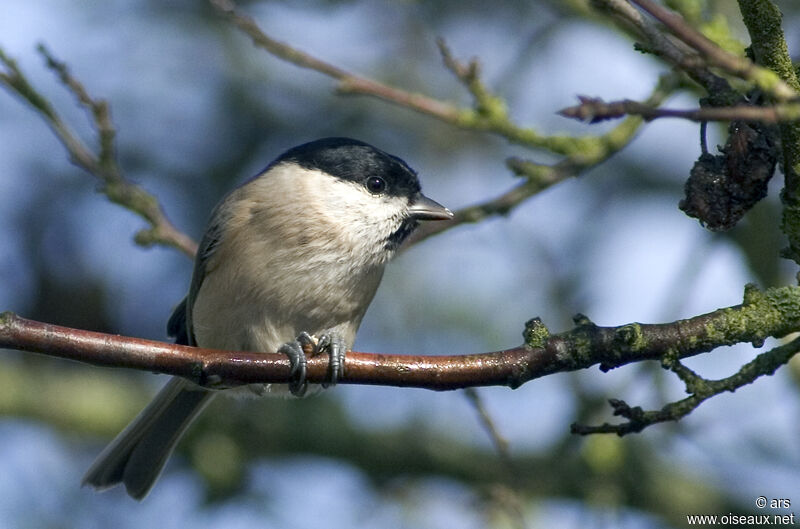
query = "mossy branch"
(404, 71, 678, 247)
(569, 283, 800, 434)
(737, 0, 800, 265)
(573, 337, 800, 435)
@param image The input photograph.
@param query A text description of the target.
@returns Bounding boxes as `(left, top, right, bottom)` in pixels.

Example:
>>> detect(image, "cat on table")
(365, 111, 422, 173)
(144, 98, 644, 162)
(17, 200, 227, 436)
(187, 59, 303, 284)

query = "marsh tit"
(82, 137, 453, 499)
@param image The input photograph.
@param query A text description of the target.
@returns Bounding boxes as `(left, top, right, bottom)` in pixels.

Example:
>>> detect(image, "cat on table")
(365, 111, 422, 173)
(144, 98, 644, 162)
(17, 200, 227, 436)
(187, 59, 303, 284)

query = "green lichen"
(566, 284, 800, 435)
(739, 0, 800, 264)
(453, 108, 480, 128)
(570, 335, 595, 368)
(660, 347, 680, 369)
(505, 158, 555, 186)
(742, 283, 762, 305)
(614, 323, 647, 352)
(523, 317, 550, 348)
(700, 14, 745, 55)
(763, 285, 800, 329)
(781, 202, 800, 263)
(738, 0, 800, 90)
(704, 285, 800, 346)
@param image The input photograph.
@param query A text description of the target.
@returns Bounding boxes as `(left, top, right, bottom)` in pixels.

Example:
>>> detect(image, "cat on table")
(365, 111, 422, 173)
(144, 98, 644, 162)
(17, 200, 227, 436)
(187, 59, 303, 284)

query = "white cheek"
(302, 171, 409, 251)
(241, 165, 409, 266)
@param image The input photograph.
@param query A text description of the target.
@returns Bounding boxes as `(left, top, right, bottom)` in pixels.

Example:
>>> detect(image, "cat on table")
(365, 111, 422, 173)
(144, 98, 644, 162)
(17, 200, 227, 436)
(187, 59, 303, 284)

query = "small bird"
(82, 137, 453, 499)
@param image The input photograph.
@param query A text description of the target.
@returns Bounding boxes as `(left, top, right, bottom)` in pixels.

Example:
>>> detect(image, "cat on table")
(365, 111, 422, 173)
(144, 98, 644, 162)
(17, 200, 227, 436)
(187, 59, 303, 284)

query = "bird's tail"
(82, 377, 214, 500)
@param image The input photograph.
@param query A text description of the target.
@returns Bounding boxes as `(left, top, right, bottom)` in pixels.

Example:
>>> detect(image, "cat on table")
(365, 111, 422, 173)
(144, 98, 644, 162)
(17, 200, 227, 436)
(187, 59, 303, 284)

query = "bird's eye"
(365, 176, 387, 194)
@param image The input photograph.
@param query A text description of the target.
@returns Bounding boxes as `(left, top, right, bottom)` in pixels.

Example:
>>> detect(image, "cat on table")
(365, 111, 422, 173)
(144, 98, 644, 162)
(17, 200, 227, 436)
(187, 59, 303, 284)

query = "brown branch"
(211, 0, 680, 158)
(559, 95, 800, 124)
(3, 284, 800, 395)
(0, 311, 530, 390)
(211, 0, 670, 250)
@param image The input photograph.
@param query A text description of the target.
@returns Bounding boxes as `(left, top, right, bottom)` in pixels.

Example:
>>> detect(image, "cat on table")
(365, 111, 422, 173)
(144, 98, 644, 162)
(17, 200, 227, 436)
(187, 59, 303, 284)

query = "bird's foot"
(279, 331, 347, 396)
(316, 330, 346, 388)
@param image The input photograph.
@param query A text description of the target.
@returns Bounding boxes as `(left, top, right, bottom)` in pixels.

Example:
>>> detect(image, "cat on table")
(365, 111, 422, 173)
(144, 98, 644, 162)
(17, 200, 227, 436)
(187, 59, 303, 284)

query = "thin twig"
(464, 388, 512, 464)
(406, 75, 678, 247)
(436, 38, 507, 122)
(462, 390, 527, 529)
(559, 96, 800, 124)
(211, 0, 693, 251)
(403, 160, 575, 247)
(210, 0, 682, 251)
(211, 0, 676, 161)
(0, 45, 197, 257)
(209, 0, 461, 123)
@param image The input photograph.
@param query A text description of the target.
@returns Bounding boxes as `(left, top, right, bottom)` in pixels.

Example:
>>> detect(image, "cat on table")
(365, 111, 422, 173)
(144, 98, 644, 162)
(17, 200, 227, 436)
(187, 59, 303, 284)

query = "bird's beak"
(408, 193, 453, 221)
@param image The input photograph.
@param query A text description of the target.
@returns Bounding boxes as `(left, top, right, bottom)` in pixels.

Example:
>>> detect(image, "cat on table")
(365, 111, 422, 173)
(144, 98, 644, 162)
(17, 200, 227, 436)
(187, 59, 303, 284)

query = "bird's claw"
(317, 331, 346, 388)
(278, 332, 314, 397)
(279, 331, 346, 396)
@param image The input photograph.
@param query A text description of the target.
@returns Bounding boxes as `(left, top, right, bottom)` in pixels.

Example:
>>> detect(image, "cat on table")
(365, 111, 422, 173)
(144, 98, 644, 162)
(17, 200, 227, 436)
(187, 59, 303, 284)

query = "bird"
(82, 137, 453, 499)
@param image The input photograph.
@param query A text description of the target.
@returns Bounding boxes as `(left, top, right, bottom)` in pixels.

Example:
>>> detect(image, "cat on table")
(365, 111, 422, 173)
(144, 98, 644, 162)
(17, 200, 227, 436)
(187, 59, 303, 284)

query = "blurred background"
(1, 1, 800, 527)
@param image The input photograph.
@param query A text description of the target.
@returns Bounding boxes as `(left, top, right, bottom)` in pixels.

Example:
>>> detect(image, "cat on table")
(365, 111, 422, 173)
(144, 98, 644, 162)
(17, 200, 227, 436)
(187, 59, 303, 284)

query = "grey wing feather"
(166, 298, 190, 345)
(167, 199, 231, 346)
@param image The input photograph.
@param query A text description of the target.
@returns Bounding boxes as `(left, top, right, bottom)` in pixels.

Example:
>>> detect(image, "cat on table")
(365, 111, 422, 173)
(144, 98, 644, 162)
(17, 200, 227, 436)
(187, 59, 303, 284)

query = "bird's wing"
(166, 199, 232, 347)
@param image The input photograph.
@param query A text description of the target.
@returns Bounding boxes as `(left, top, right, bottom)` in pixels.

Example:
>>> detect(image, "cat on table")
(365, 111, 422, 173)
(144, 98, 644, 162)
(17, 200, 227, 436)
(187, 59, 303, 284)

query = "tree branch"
(3, 284, 800, 431)
(0, 45, 197, 257)
(209, 0, 641, 158)
(592, 0, 740, 104)
(210, 1, 687, 157)
(572, 336, 800, 435)
(559, 95, 800, 124)
(404, 74, 678, 247)
(209, 0, 462, 124)
(629, 0, 798, 101)
(464, 387, 512, 464)
(3, 3, 798, 444)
